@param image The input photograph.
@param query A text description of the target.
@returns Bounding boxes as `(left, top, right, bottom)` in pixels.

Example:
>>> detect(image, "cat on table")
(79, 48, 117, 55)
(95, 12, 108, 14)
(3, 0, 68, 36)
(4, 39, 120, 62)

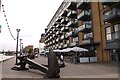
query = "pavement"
(0, 54, 14, 63)
(0, 55, 119, 79)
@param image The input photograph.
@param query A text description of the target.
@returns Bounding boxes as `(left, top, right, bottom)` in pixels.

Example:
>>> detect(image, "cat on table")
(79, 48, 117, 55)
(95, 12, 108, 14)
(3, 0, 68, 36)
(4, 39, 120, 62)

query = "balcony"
(79, 23, 92, 33)
(66, 20, 77, 27)
(53, 40, 55, 44)
(82, 38, 93, 45)
(112, 31, 120, 40)
(61, 26, 64, 31)
(58, 24, 63, 29)
(52, 27, 55, 32)
(60, 10, 68, 17)
(58, 31, 63, 35)
(50, 31, 52, 34)
(72, 29, 79, 37)
(64, 26, 69, 32)
(71, 41, 78, 47)
(77, 0, 91, 10)
(56, 31, 59, 35)
(56, 44, 58, 47)
(56, 17, 62, 22)
(60, 43, 63, 46)
(65, 31, 72, 38)
(102, 0, 117, 6)
(64, 44, 67, 48)
(67, 10, 77, 19)
(61, 35, 64, 40)
(53, 34, 55, 38)
(56, 38, 59, 42)
(78, 10, 91, 21)
(103, 8, 120, 23)
(61, 26, 69, 32)
(66, 2, 77, 10)
(55, 28, 58, 31)
(61, 18, 69, 24)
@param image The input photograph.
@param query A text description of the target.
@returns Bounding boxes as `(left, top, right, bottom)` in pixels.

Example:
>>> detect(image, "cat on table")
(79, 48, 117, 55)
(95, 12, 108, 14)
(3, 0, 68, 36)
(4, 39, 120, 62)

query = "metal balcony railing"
(103, 8, 120, 22)
(66, 20, 77, 27)
(67, 10, 77, 18)
(78, 23, 92, 32)
(77, 0, 91, 9)
(82, 38, 93, 44)
(71, 41, 78, 47)
(78, 10, 91, 20)
(65, 31, 72, 38)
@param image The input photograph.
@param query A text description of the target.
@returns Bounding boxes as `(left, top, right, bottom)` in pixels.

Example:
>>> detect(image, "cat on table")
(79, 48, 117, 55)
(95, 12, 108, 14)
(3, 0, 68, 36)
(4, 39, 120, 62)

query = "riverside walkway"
(0, 55, 119, 80)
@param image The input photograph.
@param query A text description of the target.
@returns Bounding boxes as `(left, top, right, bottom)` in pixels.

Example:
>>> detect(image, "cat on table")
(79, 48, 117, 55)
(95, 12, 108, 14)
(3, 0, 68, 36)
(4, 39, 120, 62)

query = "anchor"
(11, 49, 61, 78)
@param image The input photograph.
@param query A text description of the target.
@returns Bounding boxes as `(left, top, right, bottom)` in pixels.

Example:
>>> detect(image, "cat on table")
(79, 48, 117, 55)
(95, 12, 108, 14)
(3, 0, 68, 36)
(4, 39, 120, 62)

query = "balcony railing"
(66, 2, 77, 10)
(66, 20, 77, 27)
(64, 44, 67, 48)
(60, 10, 68, 17)
(78, 23, 92, 33)
(67, 10, 77, 19)
(63, 26, 69, 32)
(61, 35, 64, 40)
(65, 31, 72, 38)
(71, 41, 78, 47)
(78, 10, 91, 21)
(60, 43, 63, 46)
(102, 0, 117, 6)
(61, 18, 69, 24)
(112, 31, 120, 40)
(56, 38, 59, 42)
(82, 38, 93, 44)
(77, 0, 91, 10)
(72, 29, 79, 37)
(56, 31, 59, 35)
(56, 17, 62, 22)
(61, 27, 64, 31)
(103, 8, 120, 23)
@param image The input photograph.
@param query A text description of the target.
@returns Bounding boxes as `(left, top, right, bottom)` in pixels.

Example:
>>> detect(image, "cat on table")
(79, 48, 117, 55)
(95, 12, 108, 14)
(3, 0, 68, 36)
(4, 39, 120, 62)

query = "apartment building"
(44, 0, 120, 62)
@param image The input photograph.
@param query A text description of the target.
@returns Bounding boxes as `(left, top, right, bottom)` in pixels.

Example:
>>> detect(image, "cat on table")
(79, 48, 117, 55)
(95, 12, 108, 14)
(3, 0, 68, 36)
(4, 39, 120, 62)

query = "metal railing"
(78, 10, 91, 19)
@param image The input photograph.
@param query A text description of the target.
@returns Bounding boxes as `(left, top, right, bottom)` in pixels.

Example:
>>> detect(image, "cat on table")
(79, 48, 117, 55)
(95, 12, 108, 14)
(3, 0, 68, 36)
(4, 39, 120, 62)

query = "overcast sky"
(0, 0, 63, 51)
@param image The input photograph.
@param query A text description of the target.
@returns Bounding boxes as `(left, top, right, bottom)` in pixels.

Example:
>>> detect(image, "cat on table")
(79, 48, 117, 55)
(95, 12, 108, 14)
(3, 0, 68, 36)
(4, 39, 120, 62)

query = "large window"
(113, 24, 120, 39)
(114, 24, 120, 32)
(106, 27, 112, 41)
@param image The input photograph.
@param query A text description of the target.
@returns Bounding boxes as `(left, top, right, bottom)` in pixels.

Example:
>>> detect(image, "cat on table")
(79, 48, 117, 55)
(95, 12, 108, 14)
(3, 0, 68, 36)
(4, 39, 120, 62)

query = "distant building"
(39, 33, 45, 54)
(23, 45, 33, 54)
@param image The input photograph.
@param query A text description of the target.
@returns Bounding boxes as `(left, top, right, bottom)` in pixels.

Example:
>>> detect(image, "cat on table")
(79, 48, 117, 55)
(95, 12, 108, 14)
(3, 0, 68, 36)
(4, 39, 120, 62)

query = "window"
(114, 24, 120, 32)
(106, 27, 112, 41)
(113, 24, 120, 39)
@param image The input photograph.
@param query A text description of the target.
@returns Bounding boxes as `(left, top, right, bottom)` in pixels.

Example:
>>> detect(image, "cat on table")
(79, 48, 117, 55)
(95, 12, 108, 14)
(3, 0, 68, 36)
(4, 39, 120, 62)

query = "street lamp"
(15, 29, 20, 65)
(20, 39, 22, 55)
(21, 43, 24, 53)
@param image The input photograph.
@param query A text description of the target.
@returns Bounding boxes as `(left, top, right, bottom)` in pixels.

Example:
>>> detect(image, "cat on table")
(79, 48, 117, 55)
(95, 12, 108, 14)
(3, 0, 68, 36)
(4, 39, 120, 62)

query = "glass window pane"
(114, 24, 120, 32)
(106, 34, 112, 40)
(106, 27, 111, 34)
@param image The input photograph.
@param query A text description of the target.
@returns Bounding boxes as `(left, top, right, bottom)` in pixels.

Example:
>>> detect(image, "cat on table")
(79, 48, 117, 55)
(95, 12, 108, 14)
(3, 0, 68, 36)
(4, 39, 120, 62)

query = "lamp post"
(20, 39, 22, 55)
(15, 29, 20, 65)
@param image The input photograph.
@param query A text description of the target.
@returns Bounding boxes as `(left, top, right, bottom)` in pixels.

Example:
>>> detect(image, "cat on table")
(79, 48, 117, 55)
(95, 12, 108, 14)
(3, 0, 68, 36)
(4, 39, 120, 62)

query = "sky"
(0, 0, 63, 51)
